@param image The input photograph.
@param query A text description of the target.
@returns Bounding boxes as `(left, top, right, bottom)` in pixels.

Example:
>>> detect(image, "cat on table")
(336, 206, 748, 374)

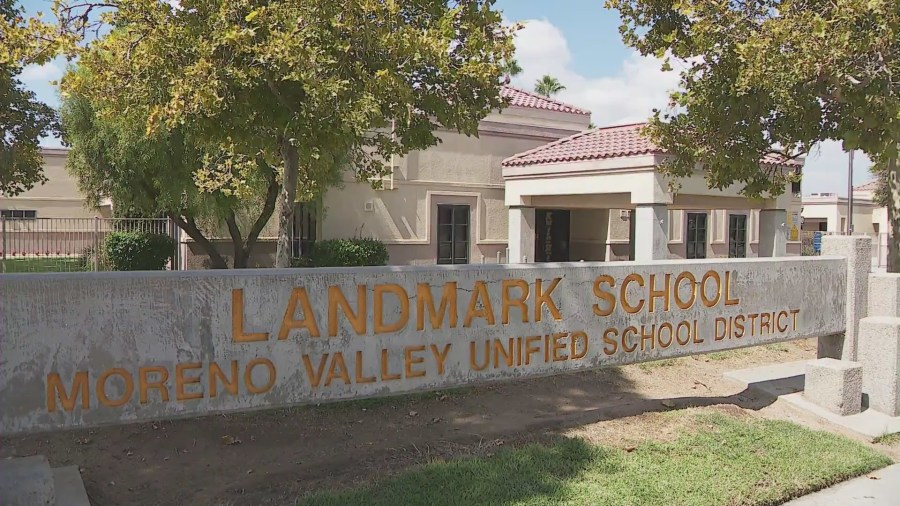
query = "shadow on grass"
(295, 413, 892, 506)
(294, 437, 610, 506)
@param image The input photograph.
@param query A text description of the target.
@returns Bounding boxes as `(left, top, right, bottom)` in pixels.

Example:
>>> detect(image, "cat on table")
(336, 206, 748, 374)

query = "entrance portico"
(501, 123, 801, 263)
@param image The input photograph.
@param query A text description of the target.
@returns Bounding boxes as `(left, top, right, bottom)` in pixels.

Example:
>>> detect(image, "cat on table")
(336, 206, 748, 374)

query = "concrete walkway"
(783, 464, 899, 505)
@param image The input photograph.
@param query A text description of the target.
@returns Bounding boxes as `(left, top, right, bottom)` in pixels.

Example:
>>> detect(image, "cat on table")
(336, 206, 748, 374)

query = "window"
(728, 214, 747, 258)
(686, 212, 707, 259)
(437, 204, 469, 264)
(0, 210, 36, 219)
(291, 203, 317, 258)
(791, 180, 801, 196)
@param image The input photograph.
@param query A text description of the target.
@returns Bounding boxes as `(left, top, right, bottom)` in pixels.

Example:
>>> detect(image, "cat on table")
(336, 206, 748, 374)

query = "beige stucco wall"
(801, 196, 880, 235)
(0, 149, 104, 221)
(320, 127, 582, 266)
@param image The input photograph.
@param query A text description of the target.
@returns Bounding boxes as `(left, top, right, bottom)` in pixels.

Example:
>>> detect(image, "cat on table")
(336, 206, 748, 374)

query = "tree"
(55, 0, 514, 267)
(607, 0, 900, 272)
(499, 58, 523, 77)
(0, 0, 59, 196)
(60, 68, 292, 268)
(534, 74, 565, 97)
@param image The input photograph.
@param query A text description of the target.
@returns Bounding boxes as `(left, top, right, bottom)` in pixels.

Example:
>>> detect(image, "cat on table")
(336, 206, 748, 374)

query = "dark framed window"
(0, 209, 36, 219)
(437, 204, 469, 264)
(728, 214, 747, 258)
(291, 203, 317, 258)
(686, 212, 707, 259)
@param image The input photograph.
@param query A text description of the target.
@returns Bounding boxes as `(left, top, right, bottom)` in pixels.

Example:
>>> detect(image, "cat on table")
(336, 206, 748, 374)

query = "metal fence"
(801, 230, 890, 270)
(0, 217, 178, 273)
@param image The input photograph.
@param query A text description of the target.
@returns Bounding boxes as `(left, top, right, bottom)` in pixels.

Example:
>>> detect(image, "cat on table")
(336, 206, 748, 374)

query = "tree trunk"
(888, 157, 899, 273)
(275, 138, 299, 268)
(167, 213, 229, 269)
(224, 212, 248, 269)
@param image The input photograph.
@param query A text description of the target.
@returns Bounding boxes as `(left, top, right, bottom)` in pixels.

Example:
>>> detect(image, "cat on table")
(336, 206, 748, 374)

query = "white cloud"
(510, 18, 680, 126)
(18, 62, 63, 84)
(510, 18, 873, 195)
(803, 141, 874, 196)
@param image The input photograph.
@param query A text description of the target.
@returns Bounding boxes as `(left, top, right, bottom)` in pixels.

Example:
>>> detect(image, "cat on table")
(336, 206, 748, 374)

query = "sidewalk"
(783, 464, 899, 505)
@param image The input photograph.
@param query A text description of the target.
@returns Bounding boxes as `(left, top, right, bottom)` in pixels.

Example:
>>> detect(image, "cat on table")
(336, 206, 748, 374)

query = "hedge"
(309, 238, 389, 267)
(104, 231, 175, 271)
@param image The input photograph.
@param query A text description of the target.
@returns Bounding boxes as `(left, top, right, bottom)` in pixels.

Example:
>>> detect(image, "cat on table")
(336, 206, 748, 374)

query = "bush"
(310, 238, 389, 267)
(104, 231, 175, 271)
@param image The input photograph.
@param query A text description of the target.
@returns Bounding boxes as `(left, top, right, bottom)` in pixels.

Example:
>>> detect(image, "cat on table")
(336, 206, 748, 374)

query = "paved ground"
(784, 464, 899, 505)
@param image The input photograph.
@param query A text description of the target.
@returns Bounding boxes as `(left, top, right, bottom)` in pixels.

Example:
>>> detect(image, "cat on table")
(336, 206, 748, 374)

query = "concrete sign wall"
(0, 257, 846, 435)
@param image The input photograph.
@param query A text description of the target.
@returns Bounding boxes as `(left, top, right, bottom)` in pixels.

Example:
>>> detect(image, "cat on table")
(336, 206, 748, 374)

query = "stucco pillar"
(758, 209, 787, 257)
(819, 235, 871, 361)
(507, 206, 535, 263)
(633, 204, 669, 261)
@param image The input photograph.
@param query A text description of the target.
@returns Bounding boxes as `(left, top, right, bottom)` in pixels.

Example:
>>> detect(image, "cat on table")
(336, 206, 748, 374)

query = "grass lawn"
(296, 412, 891, 506)
(1, 257, 88, 273)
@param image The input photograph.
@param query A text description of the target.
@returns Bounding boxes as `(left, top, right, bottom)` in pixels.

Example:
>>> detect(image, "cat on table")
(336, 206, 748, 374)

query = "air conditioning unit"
(620, 210, 631, 220)
(363, 200, 375, 212)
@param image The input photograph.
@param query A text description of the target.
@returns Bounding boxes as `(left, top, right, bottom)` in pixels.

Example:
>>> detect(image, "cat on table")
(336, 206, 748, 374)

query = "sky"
(17, 0, 874, 195)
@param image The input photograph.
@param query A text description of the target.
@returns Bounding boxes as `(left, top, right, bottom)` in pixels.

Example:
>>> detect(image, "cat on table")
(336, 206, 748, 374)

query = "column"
(633, 204, 669, 261)
(819, 235, 871, 361)
(758, 209, 787, 257)
(507, 206, 535, 263)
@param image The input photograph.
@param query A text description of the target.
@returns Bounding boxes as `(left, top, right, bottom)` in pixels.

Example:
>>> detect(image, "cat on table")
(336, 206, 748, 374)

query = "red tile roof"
(502, 122, 803, 168)
(854, 180, 879, 192)
(500, 85, 590, 116)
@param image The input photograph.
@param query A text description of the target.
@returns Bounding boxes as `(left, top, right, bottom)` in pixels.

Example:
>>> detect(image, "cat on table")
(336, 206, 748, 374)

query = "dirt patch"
(564, 404, 752, 449)
(0, 338, 853, 506)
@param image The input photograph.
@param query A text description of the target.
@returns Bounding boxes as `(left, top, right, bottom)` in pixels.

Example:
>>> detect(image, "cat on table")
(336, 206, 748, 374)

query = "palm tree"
(534, 75, 565, 97)
(499, 58, 523, 78)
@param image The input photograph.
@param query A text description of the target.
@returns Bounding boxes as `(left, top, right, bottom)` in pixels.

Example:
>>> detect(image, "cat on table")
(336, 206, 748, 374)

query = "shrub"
(310, 238, 389, 267)
(104, 231, 175, 271)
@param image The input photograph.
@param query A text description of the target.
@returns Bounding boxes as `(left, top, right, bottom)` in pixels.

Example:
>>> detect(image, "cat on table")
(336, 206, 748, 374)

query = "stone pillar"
(507, 206, 535, 263)
(857, 273, 900, 416)
(819, 235, 871, 361)
(758, 209, 787, 257)
(633, 204, 669, 261)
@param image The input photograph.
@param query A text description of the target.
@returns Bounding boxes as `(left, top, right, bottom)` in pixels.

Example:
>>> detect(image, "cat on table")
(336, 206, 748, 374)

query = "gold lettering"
(416, 282, 457, 330)
(493, 338, 514, 368)
(622, 326, 638, 353)
(469, 341, 489, 371)
(302, 354, 329, 387)
(524, 335, 542, 365)
(501, 279, 530, 324)
(139, 366, 170, 404)
(464, 281, 495, 327)
(724, 271, 740, 306)
(232, 288, 269, 343)
(430, 343, 452, 375)
(355, 351, 376, 383)
(175, 362, 203, 401)
(674, 272, 697, 310)
(374, 284, 410, 334)
(534, 278, 563, 322)
(209, 361, 239, 397)
(570, 331, 588, 359)
(381, 349, 402, 380)
(648, 274, 671, 312)
(404, 345, 427, 378)
(621, 274, 645, 314)
(603, 328, 619, 355)
(776, 310, 789, 332)
(98, 368, 134, 407)
(46, 371, 89, 412)
(592, 275, 617, 317)
(279, 287, 321, 339)
(658, 323, 673, 348)
(700, 271, 722, 308)
(552, 332, 568, 361)
(328, 285, 367, 336)
(245, 358, 276, 394)
(324, 352, 351, 386)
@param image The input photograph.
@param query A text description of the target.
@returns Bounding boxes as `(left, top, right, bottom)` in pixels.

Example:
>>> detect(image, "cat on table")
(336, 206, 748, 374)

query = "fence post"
(1, 216, 6, 273)
(93, 217, 101, 271)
